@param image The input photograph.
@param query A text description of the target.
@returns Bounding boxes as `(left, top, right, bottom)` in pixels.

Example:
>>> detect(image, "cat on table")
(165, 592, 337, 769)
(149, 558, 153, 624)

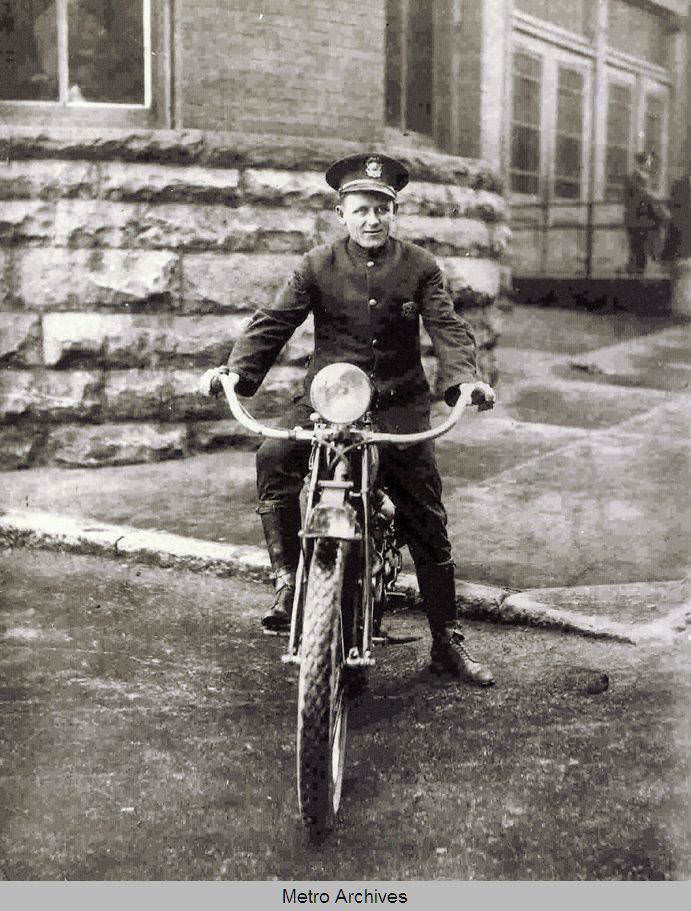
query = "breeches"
(255, 406, 453, 569)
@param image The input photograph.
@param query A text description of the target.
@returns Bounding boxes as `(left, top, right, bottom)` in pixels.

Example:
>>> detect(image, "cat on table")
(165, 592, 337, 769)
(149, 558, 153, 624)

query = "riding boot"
(417, 561, 495, 687)
(258, 500, 302, 631)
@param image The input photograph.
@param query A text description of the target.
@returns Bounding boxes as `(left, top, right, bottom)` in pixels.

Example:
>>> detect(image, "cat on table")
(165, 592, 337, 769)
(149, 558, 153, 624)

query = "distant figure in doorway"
(623, 152, 669, 276)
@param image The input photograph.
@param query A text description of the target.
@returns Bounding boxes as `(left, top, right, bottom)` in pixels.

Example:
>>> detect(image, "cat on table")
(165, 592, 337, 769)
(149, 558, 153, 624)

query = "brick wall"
(0, 128, 509, 470)
(178, 0, 385, 139)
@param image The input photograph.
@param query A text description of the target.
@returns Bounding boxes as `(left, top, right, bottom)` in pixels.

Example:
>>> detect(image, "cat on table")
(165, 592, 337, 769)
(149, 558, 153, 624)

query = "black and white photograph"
(0, 0, 689, 894)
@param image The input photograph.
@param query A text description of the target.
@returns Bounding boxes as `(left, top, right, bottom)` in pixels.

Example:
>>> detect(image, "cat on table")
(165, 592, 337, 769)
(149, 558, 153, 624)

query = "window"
(605, 82, 633, 200)
(0, 0, 166, 125)
(604, 78, 668, 200)
(509, 42, 590, 199)
(644, 93, 664, 191)
(510, 50, 542, 194)
(554, 66, 584, 199)
(385, 0, 434, 136)
(0, 0, 148, 105)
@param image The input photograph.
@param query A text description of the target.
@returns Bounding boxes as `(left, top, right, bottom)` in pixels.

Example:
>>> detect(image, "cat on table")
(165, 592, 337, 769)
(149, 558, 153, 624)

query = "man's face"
(336, 192, 397, 249)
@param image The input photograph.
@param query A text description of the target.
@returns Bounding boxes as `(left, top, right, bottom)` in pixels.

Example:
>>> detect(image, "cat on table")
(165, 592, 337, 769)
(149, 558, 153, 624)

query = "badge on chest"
(400, 301, 419, 320)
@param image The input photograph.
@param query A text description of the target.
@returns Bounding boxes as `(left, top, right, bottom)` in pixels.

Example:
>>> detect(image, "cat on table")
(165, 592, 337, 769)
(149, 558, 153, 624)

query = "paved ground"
(0, 550, 688, 881)
(1, 304, 689, 881)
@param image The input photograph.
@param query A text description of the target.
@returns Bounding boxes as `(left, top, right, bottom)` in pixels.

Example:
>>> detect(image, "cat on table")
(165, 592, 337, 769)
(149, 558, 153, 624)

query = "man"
(200, 153, 496, 686)
(623, 152, 668, 275)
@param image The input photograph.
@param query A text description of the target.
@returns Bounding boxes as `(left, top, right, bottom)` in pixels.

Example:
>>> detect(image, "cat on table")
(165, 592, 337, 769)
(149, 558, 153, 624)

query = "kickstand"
(373, 631, 423, 646)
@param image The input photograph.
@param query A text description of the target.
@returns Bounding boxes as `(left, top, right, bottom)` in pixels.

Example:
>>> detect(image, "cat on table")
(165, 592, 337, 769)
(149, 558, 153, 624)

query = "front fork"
(281, 442, 375, 669)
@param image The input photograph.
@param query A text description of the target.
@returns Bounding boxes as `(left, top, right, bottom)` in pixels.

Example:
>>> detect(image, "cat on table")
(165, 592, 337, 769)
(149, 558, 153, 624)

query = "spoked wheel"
(296, 538, 349, 841)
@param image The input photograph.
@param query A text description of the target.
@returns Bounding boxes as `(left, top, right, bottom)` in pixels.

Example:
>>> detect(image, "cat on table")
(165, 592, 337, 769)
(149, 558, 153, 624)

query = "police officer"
(200, 153, 496, 686)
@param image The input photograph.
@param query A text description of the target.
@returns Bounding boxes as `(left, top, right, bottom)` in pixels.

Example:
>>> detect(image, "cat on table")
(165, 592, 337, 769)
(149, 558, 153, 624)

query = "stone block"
(50, 200, 317, 252)
(0, 127, 206, 167)
(0, 370, 102, 422)
(490, 223, 512, 259)
(46, 422, 189, 467)
(54, 199, 130, 247)
(101, 365, 304, 424)
(0, 314, 42, 366)
(1, 128, 502, 192)
(100, 162, 241, 203)
(398, 182, 455, 218)
(125, 204, 318, 252)
(241, 169, 334, 209)
(439, 257, 501, 300)
(181, 252, 301, 312)
(191, 418, 262, 451)
(397, 216, 491, 257)
(42, 312, 250, 368)
(0, 425, 45, 470)
(0, 200, 55, 244)
(102, 369, 227, 422)
(246, 365, 305, 416)
(16, 248, 180, 311)
(0, 159, 97, 200)
(400, 183, 508, 222)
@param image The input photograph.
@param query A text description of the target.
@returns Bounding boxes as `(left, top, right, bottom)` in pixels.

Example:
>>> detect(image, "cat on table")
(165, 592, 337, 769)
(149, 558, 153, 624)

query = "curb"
(1, 508, 686, 644)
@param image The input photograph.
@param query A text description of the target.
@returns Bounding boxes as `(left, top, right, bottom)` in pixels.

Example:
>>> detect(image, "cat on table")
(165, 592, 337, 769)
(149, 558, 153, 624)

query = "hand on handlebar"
(198, 365, 231, 397)
(445, 381, 496, 411)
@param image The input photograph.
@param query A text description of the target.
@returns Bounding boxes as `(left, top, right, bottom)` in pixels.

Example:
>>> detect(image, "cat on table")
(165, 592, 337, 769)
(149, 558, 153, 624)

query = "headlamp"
(309, 363, 373, 424)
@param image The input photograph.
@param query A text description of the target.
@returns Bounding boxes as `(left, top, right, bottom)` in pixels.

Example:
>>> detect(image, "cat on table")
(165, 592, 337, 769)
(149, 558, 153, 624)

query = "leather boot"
(259, 501, 301, 631)
(430, 627, 495, 687)
(417, 561, 495, 687)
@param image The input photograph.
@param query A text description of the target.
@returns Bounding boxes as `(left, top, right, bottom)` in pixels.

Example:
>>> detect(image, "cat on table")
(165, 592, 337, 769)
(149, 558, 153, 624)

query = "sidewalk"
(2, 305, 689, 644)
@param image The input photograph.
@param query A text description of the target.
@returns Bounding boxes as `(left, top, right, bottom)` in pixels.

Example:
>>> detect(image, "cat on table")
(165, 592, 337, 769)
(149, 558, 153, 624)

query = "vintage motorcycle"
(219, 364, 488, 840)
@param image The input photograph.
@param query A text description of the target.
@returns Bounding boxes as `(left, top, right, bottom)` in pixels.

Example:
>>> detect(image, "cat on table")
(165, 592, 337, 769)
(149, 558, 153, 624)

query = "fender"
(302, 500, 361, 541)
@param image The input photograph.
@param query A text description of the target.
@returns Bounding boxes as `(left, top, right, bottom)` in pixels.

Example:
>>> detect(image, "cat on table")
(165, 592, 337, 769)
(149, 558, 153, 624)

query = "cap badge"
(365, 157, 383, 179)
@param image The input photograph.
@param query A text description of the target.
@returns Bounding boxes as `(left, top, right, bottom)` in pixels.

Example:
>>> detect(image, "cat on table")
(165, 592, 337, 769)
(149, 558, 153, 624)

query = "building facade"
(505, 0, 689, 278)
(0, 1, 687, 468)
(0, 1, 510, 469)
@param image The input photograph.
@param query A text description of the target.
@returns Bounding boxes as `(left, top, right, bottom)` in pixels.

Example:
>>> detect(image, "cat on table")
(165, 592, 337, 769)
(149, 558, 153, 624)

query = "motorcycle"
(218, 363, 488, 840)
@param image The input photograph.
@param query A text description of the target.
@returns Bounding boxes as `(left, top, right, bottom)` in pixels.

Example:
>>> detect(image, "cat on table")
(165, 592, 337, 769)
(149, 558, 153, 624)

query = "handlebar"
(218, 372, 488, 446)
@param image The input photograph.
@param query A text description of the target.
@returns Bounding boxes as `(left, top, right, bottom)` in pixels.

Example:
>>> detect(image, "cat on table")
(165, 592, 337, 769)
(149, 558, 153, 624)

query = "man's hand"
(198, 365, 230, 397)
(445, 381, 496, 411)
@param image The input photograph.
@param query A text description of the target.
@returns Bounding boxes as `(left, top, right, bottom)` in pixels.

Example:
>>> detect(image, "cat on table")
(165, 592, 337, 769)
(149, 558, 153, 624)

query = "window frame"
(0, 0, 170, 128)
(384, 0, 435, 140)
(509, 46, 544, 198)
(640, 79, 670, 193)
(599, 65, 670, 199)
(509, 35, 593, 204)
(602, 68, 636, 201)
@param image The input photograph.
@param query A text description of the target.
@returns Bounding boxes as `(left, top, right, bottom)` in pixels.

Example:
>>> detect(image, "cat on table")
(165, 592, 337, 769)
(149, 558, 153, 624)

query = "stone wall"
(0, 128, 509, 470)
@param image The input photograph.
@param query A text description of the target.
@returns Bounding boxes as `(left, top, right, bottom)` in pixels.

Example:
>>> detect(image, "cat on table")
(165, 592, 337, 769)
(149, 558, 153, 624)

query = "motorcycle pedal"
(262, 627, 290, 637)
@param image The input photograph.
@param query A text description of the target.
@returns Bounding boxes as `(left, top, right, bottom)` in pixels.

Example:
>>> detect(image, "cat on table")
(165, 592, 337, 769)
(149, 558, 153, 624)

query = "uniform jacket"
(623, 172, 667, 230)
(227, 236, 478, 433)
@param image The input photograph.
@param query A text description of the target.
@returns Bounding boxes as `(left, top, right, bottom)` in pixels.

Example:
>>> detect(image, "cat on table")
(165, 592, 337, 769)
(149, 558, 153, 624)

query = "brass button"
(367, 261, 374, 267)
(372, 338, 380, 348)
(368, 298, 377, 307)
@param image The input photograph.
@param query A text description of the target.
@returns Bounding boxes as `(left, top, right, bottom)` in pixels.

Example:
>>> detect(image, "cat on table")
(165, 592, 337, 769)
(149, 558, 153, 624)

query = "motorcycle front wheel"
(296, 537, 349, 841)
